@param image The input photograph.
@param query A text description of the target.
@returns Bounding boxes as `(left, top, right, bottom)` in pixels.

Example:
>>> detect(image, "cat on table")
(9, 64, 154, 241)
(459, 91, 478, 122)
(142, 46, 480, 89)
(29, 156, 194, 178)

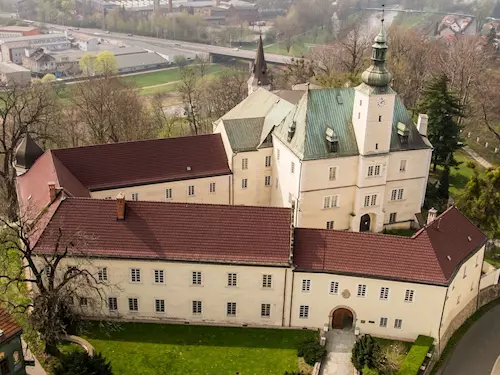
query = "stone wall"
(479, 284, 500, 308)
(438, 296, 477, 355)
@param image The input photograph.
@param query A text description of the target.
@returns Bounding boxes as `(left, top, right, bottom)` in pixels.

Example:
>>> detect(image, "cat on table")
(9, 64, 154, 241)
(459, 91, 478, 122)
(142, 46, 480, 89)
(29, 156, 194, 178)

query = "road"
(441, 303, 500, 375)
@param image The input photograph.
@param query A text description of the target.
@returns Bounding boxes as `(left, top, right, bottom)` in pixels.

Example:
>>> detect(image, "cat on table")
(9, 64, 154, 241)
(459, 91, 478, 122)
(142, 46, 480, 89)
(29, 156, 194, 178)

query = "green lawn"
(485, 246, 500, 268)
(82, 322, 316, 375)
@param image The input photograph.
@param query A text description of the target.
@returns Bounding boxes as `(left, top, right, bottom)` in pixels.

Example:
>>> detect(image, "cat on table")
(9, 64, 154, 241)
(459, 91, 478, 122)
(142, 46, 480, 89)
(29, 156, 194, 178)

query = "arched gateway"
(331, 307, 354, 329)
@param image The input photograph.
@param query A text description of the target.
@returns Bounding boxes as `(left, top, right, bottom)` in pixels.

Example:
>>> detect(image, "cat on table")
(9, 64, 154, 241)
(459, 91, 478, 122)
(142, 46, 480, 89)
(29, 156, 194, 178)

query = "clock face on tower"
(377, 97, 386, 107)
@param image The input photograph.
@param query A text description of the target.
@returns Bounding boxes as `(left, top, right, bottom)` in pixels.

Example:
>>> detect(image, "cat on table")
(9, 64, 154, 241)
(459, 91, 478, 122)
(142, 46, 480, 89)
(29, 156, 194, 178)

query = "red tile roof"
(51, 134, 231, 191)
(294, 206, 488, 285)
(33, 198, 292, 266)
(0, 308, 22, 344)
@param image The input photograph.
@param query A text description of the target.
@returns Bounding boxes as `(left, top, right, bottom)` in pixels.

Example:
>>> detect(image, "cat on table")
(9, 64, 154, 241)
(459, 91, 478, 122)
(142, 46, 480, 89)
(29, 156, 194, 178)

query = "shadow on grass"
(83, 321, 316, 349)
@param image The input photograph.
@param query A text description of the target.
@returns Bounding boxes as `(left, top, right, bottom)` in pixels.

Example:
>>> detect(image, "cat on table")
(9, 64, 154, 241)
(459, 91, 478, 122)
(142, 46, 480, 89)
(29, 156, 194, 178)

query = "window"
(378, 115, 382, 122)
(457, 294, 461, 304)
(261, 303, 271, 317)
(357, 284, 367, 298)
(209, 182, 216, 193)
(242, 178, 248, 189)
(265, 155, 271, 167)
(375, 165, 381, 176)
(128, 298, 138, 312)
(227, 273, 237, 287)
(277, 149, 280, 160)
(368, 165, 382, 177)
(380, 317, 388, 328)
(400, 160, 407, 172)
(470, 282, 474, 291)
(394, 319, 403, 329)
(265, 176, 271, 186)
(275, 177, 279, 189)
(188, 185, 195, 197)
(302, 279, 311, 292)
(165, 188, 173, 200)
(463, 265, 467, 278)
(79, 297, 88, 306)
(328, 166, 337, 181)
(227, 302, 237, 316)
(360, 100, 362, 106)
(358, 112, 361, 119)
(364, 194, 378, 207)
(323, 195, 339, 209)
(155, 299, 165, 313)
(289, 193, 293, 204)
(379, 287, 390, 300)
(329, 281, 339, 295)
(262, 274, 272, 288)
(154, 269, 164, 284)
(404, 289, 414, 303)
(97, 267, 108, 282)
(131, 192, 139, 201)
(192, 271, 202, 285)
(299, 305, 309, 319)
(44, 265, 52, 278)
(108, 297, 118, 312)
(475, 254, 480, 267)
(192, 300, 202, 314)
(391, 188, 404, 201)
(389, 212, 397, 224)
(242, 158, 248, 170)
(326, 221, 334, 230)
(291, 162, 295, 174)
(130, 268, 141, 283)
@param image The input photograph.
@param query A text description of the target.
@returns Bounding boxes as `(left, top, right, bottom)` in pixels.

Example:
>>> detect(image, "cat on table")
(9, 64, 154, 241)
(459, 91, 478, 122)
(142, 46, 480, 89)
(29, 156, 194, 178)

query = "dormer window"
(288, 121, 296, 142)
(397, 122, 409, 147)
(325, 127, 339, 153)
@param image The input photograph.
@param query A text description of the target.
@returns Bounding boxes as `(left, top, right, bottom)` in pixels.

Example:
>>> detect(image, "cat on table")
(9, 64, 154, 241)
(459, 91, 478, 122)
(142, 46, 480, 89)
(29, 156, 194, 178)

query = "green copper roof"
(361, 25, 392, 87)
(222, 118, 266, 152)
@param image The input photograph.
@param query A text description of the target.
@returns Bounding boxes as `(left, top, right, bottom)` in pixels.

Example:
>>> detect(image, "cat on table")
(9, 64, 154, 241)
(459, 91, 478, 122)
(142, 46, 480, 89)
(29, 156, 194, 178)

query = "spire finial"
(381, 3, 385, 26)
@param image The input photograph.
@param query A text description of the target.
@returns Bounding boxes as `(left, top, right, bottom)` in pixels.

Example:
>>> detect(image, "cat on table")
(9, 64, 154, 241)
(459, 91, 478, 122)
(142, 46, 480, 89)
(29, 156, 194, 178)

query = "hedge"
(398, 335, 434, 375)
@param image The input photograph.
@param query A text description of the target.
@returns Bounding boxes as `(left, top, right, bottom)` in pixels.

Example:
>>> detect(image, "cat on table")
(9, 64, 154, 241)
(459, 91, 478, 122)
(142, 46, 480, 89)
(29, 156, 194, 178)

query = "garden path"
(320, 329, 356, 375)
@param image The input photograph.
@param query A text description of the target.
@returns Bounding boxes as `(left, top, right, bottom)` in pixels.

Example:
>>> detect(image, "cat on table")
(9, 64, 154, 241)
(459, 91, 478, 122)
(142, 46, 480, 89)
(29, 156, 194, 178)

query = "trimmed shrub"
(398, 335, 434, 375)
(297, 337, 326, 366)
(54, 351, 113, 375)
(352, 334, 380, 371)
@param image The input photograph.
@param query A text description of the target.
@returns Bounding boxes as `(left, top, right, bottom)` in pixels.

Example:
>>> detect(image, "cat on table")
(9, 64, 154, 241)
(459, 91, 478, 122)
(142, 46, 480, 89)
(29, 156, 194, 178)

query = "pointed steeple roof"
(361, 13, 392, 88)
(251, 35, 270, 87)
(15, 132, 44, 169)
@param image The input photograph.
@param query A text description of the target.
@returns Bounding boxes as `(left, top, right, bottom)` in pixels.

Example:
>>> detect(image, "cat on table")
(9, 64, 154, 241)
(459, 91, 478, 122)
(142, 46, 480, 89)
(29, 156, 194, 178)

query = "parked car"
(127, 33, 133, 36)
(232, 47, 239, 51)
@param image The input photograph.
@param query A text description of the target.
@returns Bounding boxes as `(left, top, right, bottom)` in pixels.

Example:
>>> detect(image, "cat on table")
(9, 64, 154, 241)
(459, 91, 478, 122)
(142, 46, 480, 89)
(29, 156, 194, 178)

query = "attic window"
(446, 255, 452, 261)
(186, 166, 192, 171)
(336, 96, 343, 105)
(288, 121, 296, 142)
(397, 122, 409, 147)
(467, 236, 472, 242)
(325, 127, 339, 153)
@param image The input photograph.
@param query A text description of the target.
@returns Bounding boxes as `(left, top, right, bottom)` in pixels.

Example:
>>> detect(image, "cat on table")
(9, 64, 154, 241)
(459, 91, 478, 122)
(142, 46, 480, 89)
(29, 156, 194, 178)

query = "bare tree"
(471, 70, 500, 142)
(177, 66, 203, 135)
(273, 58, 316, 89)
(149, 93, 188, 138)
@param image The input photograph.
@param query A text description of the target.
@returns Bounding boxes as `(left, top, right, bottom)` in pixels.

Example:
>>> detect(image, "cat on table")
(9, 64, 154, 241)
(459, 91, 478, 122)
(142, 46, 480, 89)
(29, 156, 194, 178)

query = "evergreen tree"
(351, 335, 380, 372)
(438, 163, 450, 202)
(54, 351, 113, 375)
(419, 75, 464, 171)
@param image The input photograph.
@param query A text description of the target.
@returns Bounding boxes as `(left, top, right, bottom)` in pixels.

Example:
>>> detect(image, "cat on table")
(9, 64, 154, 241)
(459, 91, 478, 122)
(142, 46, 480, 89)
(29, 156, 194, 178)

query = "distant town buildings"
(437, 14, 473, 40)
(0, 26, 40, 38)
(0, 61, 31, 85)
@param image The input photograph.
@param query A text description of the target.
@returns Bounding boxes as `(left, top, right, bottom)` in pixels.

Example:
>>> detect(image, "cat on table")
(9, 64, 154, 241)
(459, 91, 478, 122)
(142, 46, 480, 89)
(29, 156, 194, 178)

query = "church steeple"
(361, 8, 392, 88)
(248, 35, 271, 95)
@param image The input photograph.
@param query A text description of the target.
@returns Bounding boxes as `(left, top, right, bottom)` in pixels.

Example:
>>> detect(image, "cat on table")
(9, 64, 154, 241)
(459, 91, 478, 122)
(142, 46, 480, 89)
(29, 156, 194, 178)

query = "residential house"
(0, 308, 26, 375)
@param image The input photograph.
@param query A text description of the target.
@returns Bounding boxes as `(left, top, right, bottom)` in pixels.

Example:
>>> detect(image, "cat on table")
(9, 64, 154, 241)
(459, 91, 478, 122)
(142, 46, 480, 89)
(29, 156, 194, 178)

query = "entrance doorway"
(359, 214, 371, 232)
(332, 308, 354, 329)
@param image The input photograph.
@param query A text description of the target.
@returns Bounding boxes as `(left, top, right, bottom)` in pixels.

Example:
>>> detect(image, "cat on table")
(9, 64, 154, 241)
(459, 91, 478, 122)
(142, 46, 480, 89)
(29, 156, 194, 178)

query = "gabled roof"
(0, 308, 22, 344)
(294, 206, 487, 285)
(33, 198, 292, 267)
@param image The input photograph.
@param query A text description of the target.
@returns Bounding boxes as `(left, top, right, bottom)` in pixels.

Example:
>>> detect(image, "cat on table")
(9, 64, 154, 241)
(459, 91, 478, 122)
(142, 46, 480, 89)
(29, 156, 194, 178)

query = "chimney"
(48, 182, 56, 202)
(427, 207, 437, 225)
(417, 114, 428, 137)
(116, 192, 126, 221)
(168, 0, 173, 12)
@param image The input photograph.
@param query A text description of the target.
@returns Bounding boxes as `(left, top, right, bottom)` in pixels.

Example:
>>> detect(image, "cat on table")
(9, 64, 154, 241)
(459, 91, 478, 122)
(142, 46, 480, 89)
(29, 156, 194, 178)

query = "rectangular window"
(242, 158, 248, 170)
(155, 299, 165, 313)
(265, 176, 271, 186)
(261, 303, 271, 317)
(389, 212, 397, 224)
(131, 193, 139, 201)
(323, 195, 339, 209)
(364, 194, 378, 207)
(476, 254, 480, 267)
(299, 305, 309, 319)
(364, 195, 370, 207)
(97, 267, 108, 282)
(242, 178, 248, 189)
(291, 162, 295, 174)
(391, 188, 404, 201)
(275, 177, 278, 189)
(328, 166, 337, 181)
(209, 182, 216, 193)
(302, 279, 311, 292)
(128, 298, 138, 312)
(380, 317, 388, 328)
(394, 319, 403, 329)
(108, 297, 118, 312)
(368, 165, 382, 177)
(262, 274, 272, 288)
(277, 149, 280, 160)
(371, 194, 377, 206)
(357, 284, 367, 298)
(329, 281, 339, 295)
(463, 265, 467, 278)
(130, 268, 141, 283)
(165, 188, 173, 200)
(265, 155, 271, 167)
(400, 160, 407, 172)
(192, 271, 202, 285)
(192, 300, 202, 314)
(227, 302, 237, 316)
(397, 188, 404, 200)
(457, 294, 461, 304)
(378, 115, 382, 122)
(379, 287, 390, 300)
(326, 221, 334, 230)
(404, 289, 414, 303)
(188, 185, 195, 197)
(375, 165, 381, 176)
(227, 273, 237, 287)
(154, 270, 164, 284)
(368, 165, 374, 177)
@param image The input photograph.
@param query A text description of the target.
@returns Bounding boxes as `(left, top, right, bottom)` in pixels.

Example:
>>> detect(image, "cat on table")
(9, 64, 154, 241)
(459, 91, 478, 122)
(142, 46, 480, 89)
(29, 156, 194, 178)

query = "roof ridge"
(296, 227, 415, 241)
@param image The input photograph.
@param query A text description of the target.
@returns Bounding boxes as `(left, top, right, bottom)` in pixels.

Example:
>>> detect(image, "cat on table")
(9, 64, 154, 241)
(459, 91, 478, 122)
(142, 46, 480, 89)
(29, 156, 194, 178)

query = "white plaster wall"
(272, 137, 301, 216)
(384, 178, 426, 226)
(289, 272, 447, 341)
(90, 175, 231, 205)
(213, 121, 233, 169)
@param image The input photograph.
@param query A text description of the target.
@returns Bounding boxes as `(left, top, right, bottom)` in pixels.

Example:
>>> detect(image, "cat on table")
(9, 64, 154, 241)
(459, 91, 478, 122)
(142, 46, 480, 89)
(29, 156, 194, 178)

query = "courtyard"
(81, 321, 316, 375)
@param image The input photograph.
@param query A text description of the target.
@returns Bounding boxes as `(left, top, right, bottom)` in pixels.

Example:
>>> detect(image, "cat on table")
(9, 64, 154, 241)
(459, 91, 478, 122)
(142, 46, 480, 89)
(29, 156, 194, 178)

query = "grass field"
(82, 322, 315, 375)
